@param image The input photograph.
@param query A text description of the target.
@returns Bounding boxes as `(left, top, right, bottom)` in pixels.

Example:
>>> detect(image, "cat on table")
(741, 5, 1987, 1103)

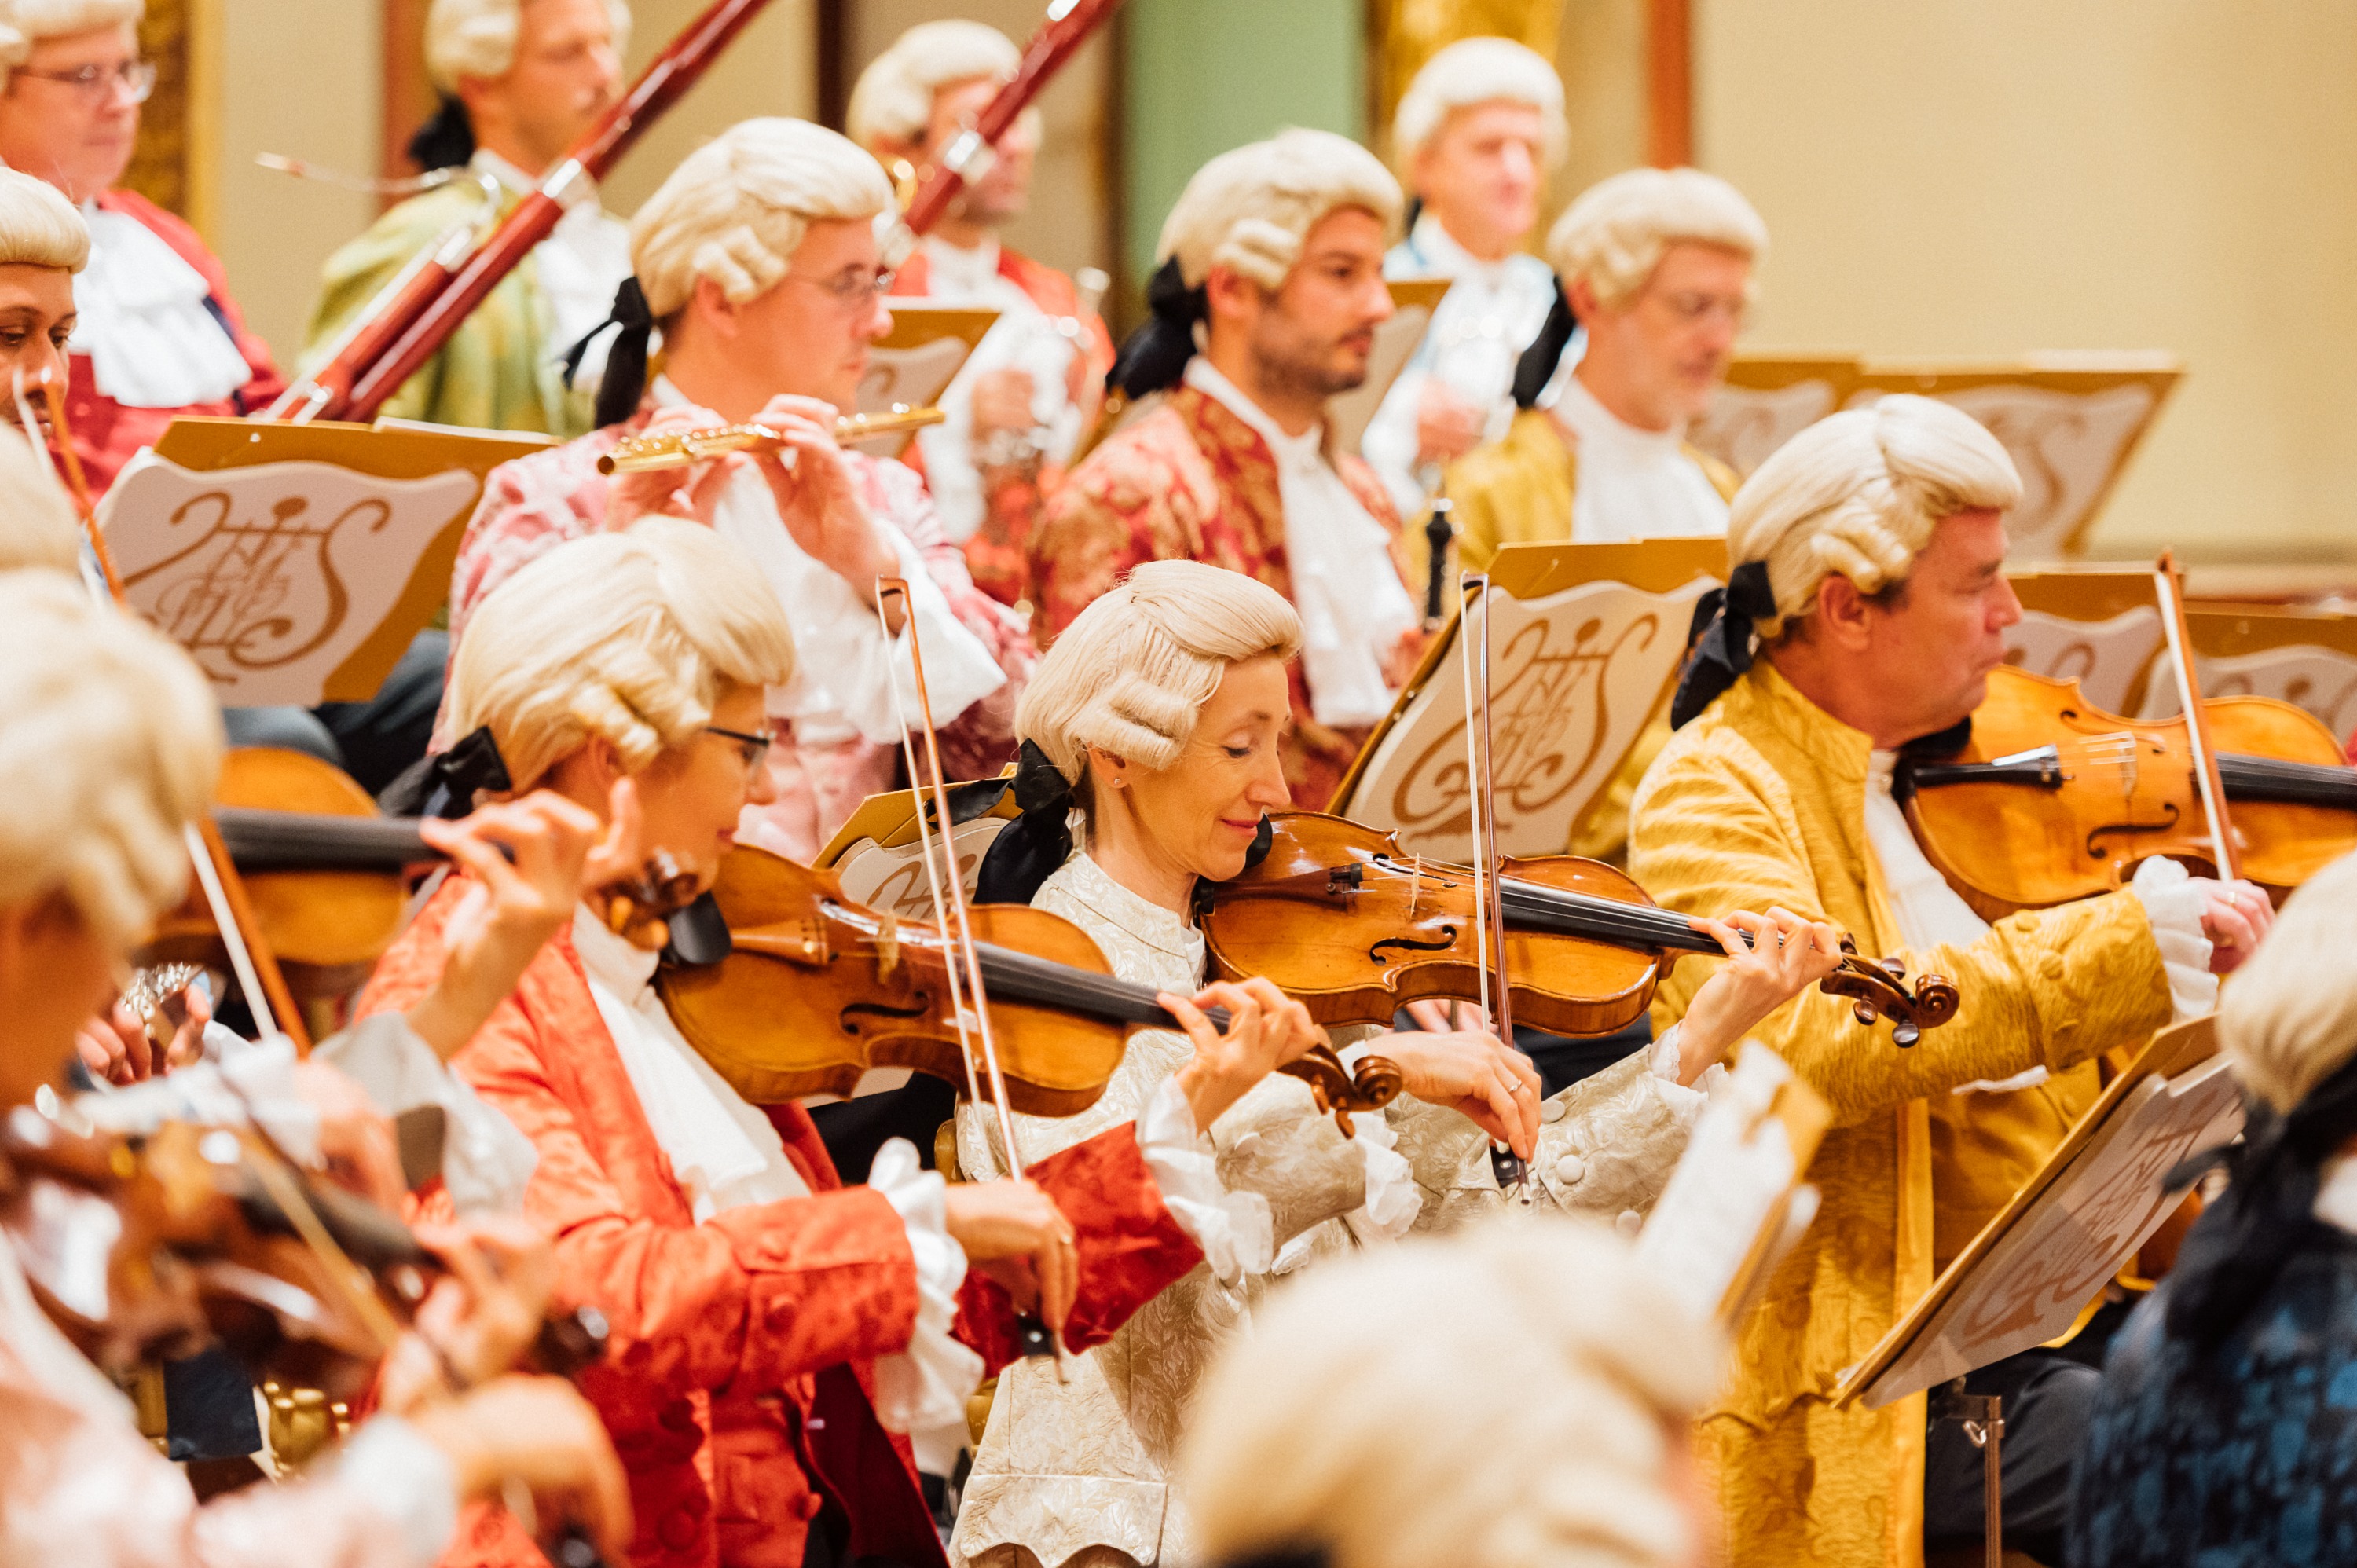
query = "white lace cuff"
(2130, 856, 2219, 1024)
(869, 1138, 985, 1434)
(1643, 1024, 1722, 1127)
(1343, 1108, 1422, 1244)
(1138, 1074, 1273, 1285)
(332, 1417, 458, 1568)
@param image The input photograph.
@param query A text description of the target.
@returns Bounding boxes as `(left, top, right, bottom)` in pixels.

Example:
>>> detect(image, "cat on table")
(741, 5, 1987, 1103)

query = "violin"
(141, 747, 701, 995)
(1895, 664, 2357, 920)
(1196, 813, 1963, 1047)
(656, 843, 1403, 1134)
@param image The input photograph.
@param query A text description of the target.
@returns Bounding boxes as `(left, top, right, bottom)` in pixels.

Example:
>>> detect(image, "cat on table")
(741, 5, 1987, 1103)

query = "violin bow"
(872, 578, 1069, 1366)
(2154, 551, 2242, 884)
(18, 371, 312, 1051)
(1455, 572, 1530, 1201)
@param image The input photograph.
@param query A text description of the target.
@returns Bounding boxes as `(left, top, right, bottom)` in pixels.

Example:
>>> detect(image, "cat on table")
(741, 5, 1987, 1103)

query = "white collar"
(1406, 211, 1514, 285)
(920, 233, 1004, 295)
(1184, 357, 1325, 467)
(572, 896, 662, 1002)
(1059, 851, 1206, 972)
(1552, 371, 1688, 460)
(2318, 1155, 2357, 1235)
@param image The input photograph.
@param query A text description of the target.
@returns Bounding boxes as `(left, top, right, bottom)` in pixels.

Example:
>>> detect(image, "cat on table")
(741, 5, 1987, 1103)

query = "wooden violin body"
(1897, 666, 2357, 920)
(658, 845, 1402, 1130)
(1199, 814, 1961, 1046)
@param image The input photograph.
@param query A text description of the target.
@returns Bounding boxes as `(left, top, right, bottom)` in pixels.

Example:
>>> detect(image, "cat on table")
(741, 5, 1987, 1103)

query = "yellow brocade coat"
(1628, 661, 2174, 1568)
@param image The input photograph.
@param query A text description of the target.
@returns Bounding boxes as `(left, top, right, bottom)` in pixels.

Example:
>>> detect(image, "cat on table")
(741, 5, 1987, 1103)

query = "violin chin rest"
(663, 893, 734, 967)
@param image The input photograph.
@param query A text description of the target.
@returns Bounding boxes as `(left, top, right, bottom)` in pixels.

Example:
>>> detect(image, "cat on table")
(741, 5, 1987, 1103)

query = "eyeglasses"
(1655, 289, 1749, 329)
(705, 724, 773, 780)
(783, 266, 895, 312)
(15, 58, 157, 104)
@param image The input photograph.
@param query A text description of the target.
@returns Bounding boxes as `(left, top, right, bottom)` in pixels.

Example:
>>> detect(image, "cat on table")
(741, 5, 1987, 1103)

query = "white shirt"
(907, 235, 1087, 542)
(1183, 357, 1418, 728)
(1364, 213, 1572, 518)
(475, 151, 632, 388)
(650, 376, 1007, 748)
(1549, 374, 1732, 544)
(570, 907, 980, 1432)
(68, 201, 254, 408)
(1863, 750, 2218, 1094)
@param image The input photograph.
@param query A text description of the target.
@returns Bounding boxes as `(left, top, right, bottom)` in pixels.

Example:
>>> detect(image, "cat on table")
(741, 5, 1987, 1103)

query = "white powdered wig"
(1546, 166, 1767, 310)
(0, 0, 140, 90)
(1017, 560, 1301, 797)
(445, 518, 797, 790)
(0, 165, 89, 271)
(0, 570, 222, 947)
(1183, 1218, 1720, 1568)
(845, 18, 1025, 153)
(629, 116, 893, 320)
(0, 425, 81, 573)
(1391, 36, 1567, 172)
(1157, 128, 1402, 292)
(2219, 848, 2357, 1114)
(424, 0, 632, 95)
(1729, 394, 2022, 637)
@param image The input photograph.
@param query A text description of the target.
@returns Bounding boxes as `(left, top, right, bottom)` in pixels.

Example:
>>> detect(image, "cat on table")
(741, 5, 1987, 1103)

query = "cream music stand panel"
(103, 417, 552, 709)
(857, 306, 999, 458)
(1840, 1018, 2238, 1409)
(2003, 569, 2168, 718)
(1327, 277, 1454, 456)
(1329, 538, 1727, 862)
(1687, 354, 1864, 478)
(1846, 357, 2182, 560)
(2135, 604, 2357, 746)
(816, 775, 1020, 918)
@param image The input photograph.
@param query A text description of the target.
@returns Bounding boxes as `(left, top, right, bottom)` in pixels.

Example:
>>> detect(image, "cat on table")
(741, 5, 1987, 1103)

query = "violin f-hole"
(1369, 929, 1461, 966)
(838, 998, 932, 1037)
(2086, 803, 2183, 864)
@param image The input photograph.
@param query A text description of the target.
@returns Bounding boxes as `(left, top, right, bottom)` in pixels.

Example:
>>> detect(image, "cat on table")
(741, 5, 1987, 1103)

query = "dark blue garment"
(2069, 1226, 2357, 1566)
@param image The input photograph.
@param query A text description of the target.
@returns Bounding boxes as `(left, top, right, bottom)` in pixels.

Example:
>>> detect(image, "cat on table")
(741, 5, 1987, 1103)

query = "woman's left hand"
(1675, 907, 1845, 1083)
(1368, 1028, 1542, 1160)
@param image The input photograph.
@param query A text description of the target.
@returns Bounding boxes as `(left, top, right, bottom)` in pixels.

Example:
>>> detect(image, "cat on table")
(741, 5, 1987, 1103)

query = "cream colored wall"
(206, 0, 814, 370)
(1698, 0, 2357, 562)
(211, 0, 380, 366)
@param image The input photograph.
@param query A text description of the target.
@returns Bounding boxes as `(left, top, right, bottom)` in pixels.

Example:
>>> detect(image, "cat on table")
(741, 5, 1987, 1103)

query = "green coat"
(301, 175, 597, 439)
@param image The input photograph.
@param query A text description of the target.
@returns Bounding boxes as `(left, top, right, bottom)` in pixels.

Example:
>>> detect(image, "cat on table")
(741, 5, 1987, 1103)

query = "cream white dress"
(950, 852, 1714, 1568)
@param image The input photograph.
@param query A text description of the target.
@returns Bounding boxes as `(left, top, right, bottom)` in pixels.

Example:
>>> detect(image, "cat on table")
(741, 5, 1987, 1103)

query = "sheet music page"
(1636, 1047, 1809, 1325)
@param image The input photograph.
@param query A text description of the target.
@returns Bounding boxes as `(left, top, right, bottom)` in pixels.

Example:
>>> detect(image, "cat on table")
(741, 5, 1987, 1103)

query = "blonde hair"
(1157, 128, 1402, 292)
(443, 518, 796, 789)
(423, 0, 631, 95)
(629, 116, 893, 321)
(2219, 850, 2357, 1113)
(0, 0, 140, 90)
(1392, 37, 1567, 174)
(1183, 1219, 1720, 1568)
(1017, 561, 1301, 792)
(1728, 394, 2022, 636)
(0, 423, 80, 573)
(1546, 166, 1766, 310)
(0, 571, 222, 947)
(0, 166, 88, 271)
(845, 20, 1033, 154)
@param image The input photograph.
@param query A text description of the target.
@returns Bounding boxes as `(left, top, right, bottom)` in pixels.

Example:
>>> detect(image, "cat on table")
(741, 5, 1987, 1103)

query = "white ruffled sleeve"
(868, 1138, 986, 1434)
(1331, 1040, 1424, 1244)
(2128, 856, 2220, 1024)
(1136, 1075, 1274, 1284)
(1644, 1022, 1727, 1128)
(327, 1417, 460, 1568)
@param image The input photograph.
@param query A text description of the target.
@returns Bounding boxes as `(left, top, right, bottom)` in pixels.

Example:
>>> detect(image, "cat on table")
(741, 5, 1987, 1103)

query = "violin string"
(1454, 578, 1495, 1029)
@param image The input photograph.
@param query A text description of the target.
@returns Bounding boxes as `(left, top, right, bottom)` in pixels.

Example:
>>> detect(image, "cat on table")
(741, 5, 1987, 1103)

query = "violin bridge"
(1408, 855, 1424, 921)
(877, 914, 900, 979)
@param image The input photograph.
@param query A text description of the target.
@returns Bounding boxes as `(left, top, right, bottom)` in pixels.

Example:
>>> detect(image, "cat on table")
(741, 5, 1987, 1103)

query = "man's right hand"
(606, 402, 745, 528)
(970, 367, 1039, 440)
(412, 1376, 632, 1563)
(1415, 379, 1485, 467)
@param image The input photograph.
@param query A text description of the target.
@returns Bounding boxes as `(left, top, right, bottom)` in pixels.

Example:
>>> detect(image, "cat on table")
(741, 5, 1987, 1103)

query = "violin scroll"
(1819, 937, 1960, 1048)
(1277, 1046, 1405, 1137)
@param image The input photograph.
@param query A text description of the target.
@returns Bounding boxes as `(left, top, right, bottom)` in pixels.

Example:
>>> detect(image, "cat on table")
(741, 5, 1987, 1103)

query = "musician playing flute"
(1030, 130, 1420, 811)
(302, 0, 632, 438)
(0, 0, 282, 497)
(1629, 394, 2275, 1567)
(849, 19, 1116, 609)
(446, 117, 1033, 863)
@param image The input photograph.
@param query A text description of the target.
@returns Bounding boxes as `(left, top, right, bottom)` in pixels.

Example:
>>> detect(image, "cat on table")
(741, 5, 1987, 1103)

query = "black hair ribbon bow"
(973, 740, 1079, 906)
(1105, 255, 1210, 401)
(561, 276, 657, 430)
(1669, 559, 1778, 729)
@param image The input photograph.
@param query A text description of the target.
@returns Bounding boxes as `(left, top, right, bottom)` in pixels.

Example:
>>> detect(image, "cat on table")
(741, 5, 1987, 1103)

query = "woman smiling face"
(1085, 653, 1295, 900)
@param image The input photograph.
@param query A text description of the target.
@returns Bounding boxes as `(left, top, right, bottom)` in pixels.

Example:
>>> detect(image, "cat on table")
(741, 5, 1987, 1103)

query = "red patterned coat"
(1029, 383, 1409, 810)
(64, 190, 284, 498)
(890, 244, 1114, 610)
(446, 405, 1036, 861)
(357, 878, 1204, 1568)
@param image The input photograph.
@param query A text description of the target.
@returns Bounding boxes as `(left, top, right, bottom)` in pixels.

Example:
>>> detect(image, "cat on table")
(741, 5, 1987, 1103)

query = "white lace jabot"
(69, 202, 251, 408)
(1182, 357, 1417, 727)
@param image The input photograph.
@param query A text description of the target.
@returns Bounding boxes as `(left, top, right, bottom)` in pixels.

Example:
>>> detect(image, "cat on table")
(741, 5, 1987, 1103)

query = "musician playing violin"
(448, 116, 1032, 863)
(1630, 394, 2275, 1568)
(954, 559, 1849, 1568)
(0, 570, 631, 1568)
(366, 522, 1314, 1568)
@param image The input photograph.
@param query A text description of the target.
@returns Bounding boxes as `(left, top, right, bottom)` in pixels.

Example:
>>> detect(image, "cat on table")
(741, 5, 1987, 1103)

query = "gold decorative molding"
(119, 0, 221, 240)
(1369, 0, 1563, 152)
